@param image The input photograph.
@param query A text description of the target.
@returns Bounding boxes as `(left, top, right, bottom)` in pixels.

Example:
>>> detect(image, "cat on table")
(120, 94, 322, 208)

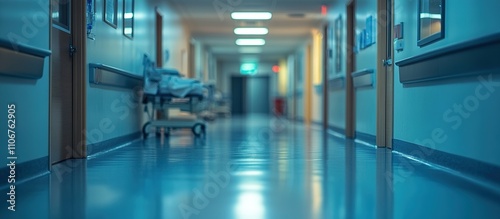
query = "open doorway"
(230, 75, 271, 115)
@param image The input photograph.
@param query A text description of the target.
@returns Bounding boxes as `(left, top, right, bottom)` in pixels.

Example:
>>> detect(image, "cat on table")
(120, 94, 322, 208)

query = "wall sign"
(356, 15, 377, 52)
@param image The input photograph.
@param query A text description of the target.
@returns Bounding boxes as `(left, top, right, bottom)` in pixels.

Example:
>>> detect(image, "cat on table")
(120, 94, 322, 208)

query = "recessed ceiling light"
(231, 12, 272, 20)
(234, 28, 269, 35)
(236, 39, 266, 46)
(239, 47, 263, 53)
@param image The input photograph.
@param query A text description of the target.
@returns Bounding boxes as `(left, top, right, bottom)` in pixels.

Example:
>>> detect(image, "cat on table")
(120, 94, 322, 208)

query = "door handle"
(69, 44, 77, 57)
(382, 59, 392, 67)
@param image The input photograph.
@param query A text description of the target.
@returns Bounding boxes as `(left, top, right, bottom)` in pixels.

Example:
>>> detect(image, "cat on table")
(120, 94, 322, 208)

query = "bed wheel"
(192, 123, 205, 136)
(142, 122, 152, 138)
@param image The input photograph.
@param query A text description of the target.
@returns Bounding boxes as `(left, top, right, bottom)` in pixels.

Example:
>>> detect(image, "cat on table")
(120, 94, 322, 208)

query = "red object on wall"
(321, 5, 328, 15)
(274, 97, 285, 116)
(272, 65, 280, 73)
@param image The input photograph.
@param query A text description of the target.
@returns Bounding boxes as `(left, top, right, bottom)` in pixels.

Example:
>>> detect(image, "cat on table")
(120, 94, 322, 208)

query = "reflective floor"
(2, 115, 500, 219)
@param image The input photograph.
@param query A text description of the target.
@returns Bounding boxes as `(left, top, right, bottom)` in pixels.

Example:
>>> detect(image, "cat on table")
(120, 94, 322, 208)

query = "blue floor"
(2, 115, 500, 219)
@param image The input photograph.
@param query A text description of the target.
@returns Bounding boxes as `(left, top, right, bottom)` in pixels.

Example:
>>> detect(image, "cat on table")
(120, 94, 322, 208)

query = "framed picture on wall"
(334, 15, 343, 73)
(327, 23, 334, 78)
(123, 0, 134, 39)
(104, 0, 117, 28)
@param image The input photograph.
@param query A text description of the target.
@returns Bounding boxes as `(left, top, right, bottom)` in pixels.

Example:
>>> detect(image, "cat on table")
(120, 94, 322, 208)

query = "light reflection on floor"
(1, 115, 500, 219)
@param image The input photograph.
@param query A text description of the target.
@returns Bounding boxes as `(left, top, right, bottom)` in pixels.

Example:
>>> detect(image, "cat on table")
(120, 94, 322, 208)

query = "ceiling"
(168, 0, 335, 61)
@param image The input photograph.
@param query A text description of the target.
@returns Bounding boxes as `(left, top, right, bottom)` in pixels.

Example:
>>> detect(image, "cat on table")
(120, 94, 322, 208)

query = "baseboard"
(328, 125, 345, 136)
(87, 132, 141, 156)
(311, 121, 323, 127)
(355, 131, 376, 146)
(0, 156, 49, 189)
(393, 139, 500, 185)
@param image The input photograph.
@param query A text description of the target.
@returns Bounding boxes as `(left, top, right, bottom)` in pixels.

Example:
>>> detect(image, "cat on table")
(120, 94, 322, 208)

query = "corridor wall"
(327, 0, 348, 131)
(393, 0, 500, 167)
(353, 0, 378, 138)
(325, 0, 378, 138)
(0, 0, 51, 183)
(86, 0, 190, 154)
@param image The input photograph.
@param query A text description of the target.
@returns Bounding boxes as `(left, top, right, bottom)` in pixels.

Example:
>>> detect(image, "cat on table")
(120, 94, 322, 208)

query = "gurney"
(141, 54, 207, 138)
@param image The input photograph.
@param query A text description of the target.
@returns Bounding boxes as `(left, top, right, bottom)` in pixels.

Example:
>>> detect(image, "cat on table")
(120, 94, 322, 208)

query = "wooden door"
(50, 0, 74, 164)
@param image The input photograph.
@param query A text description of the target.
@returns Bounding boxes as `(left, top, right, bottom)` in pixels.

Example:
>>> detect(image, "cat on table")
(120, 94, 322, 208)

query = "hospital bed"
(141, 54, 207, 138)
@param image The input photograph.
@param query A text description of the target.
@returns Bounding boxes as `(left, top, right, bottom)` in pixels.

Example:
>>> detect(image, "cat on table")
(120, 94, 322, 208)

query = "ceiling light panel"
(234, 28, 269, 35)
(231, 12, 272, 20)
(236, 39, 266, 46)
(239, 47, 263, 53)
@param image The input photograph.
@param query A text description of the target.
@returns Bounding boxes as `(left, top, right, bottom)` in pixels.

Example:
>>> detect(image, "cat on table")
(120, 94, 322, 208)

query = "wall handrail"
(351, 68, 374, 77)
(89, 63, 143, 89)
(351, 69, 374, 88)
(328, 75, 345, 90)
(0, 39, 51, 79)
(0, 39, 51, 58)
(396, 33, 500, 84)
(396, 33, 500, 67)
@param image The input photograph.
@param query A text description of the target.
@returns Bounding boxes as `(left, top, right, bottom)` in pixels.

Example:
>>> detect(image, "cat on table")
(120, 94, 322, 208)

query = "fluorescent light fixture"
(420, 13, 441, 19)
(234, 28, 269, 35)
(239, 47, 263, 53)
(236, 39, 266, 46)
(124, 28, 133, 35)
(124, 13, 134, 19)
(231, 12, 272, 20)
(234, 170, 264, 176)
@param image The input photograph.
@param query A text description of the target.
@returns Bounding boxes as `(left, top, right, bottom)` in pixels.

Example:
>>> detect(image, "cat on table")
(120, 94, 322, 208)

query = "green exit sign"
(240, 63, 258, 75)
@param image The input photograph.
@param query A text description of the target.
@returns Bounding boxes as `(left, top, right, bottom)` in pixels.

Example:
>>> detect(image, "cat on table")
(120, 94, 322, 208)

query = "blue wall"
(326, 0, 378, 135)
(0, 0, 50, 165)
(86, 0, 190, 151)
(327, 0, 348, 130)
(294, 47, 306, 120)
(353, 0, 378, 137)
(393, 0, 500, 166)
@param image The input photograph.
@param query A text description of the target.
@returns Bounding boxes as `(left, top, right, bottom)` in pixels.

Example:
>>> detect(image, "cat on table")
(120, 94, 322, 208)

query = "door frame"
(155, 7, 164, 120)
(188, 41, 195, 78)
(155, 7, 163, 68)
(49, 0, 87, 163)
(345, 0, 356, 138)
(72, 0, 87, 158)
(376, 0, 394, 148)
(304, 43, 313, 124)
(322, 24, 329, 130)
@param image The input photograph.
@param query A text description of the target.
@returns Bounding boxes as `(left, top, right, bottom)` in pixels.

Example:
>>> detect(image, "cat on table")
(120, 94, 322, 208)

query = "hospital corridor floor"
(2, 115, 500, 219)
